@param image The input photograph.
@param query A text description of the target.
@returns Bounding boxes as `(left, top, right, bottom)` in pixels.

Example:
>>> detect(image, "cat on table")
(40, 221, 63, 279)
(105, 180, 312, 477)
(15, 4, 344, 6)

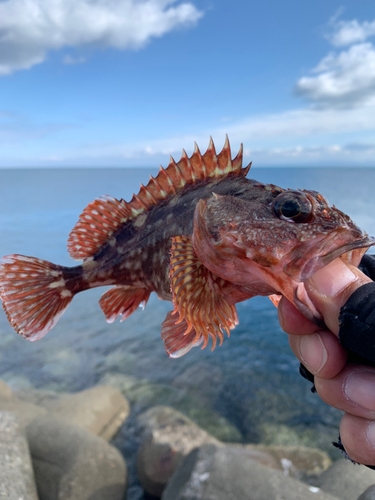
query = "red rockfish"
(0, 138, 374, 357)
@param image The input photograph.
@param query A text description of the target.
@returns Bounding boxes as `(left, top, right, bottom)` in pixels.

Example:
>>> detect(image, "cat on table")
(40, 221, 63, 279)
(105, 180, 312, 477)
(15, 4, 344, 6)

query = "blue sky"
(1, 0, 375, 167)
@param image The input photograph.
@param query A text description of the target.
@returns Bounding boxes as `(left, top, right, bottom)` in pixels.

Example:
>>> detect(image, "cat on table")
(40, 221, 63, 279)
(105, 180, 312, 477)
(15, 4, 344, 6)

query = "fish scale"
(0, 136, 374, 358)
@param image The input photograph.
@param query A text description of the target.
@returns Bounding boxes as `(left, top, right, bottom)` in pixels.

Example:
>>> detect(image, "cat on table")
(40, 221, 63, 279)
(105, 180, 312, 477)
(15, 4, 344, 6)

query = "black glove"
(339, 254, 375, 364)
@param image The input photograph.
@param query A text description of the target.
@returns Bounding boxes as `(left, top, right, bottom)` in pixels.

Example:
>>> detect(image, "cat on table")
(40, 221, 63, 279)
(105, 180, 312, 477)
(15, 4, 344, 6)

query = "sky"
(1, 0, 375, 167)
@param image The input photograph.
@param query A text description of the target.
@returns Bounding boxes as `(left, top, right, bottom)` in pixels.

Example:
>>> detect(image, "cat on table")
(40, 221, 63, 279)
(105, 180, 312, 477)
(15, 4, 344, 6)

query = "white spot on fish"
(49, 279, 65, 288)
(109, 238, 116, 247)
(61, 289, 72, 298)
(133, 213, 147, 228)
(132, 260, 142, 270)
(119, 261, 131, 270)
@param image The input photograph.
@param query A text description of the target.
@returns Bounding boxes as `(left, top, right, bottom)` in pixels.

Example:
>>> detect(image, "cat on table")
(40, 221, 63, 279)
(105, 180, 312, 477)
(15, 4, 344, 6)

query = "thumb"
(305, 258, 373, 335)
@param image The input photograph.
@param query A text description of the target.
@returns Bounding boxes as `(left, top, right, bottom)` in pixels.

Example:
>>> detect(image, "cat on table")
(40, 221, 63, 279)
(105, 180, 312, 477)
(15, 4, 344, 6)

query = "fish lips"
(283, 230, 375, 282)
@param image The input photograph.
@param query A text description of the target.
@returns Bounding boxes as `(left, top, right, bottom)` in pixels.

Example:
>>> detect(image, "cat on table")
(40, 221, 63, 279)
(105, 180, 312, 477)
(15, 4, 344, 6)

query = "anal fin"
(99, 286, 150, 323)
(169, 235, 238, 353)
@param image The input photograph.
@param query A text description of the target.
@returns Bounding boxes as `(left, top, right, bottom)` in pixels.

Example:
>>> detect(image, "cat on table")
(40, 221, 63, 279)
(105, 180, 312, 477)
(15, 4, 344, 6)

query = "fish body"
(0, 137, 374, 357)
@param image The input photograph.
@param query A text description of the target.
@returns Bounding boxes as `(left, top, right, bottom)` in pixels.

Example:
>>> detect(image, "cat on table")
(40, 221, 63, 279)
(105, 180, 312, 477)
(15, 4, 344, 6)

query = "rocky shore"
(0, 379, 374, 500)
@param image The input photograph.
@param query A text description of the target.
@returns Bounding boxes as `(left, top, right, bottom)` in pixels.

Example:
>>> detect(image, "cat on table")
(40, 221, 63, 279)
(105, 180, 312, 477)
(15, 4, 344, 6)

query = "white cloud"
(220, 105, 375, 144)
(327, 18, 375, 47)
(295, 42, 375, 107)
(63, 55, 86, 65)
(0, 0, 203, 75)
(43, 102, 375, 165)
(295, 14, 375, 109)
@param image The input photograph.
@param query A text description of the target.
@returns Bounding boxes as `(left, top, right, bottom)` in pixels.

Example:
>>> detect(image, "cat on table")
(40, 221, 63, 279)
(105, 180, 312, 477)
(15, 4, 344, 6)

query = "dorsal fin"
(68, 137, 250, 260)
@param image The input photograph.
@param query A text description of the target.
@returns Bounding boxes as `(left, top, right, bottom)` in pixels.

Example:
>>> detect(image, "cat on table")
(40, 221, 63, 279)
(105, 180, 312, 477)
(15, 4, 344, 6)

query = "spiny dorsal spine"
(128, 135, 247, 214)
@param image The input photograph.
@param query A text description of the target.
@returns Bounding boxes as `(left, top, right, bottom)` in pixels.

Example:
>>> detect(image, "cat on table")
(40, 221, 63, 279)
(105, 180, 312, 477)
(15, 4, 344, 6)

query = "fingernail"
(367, 421, 375, 447)
(299, 333, 327, 374)
(309, 259, 357, 297)
(344, 371, 375, 411)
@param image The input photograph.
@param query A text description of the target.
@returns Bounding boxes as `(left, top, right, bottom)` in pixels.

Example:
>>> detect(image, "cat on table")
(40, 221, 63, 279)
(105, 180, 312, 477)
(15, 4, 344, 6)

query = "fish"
(0, 137, 374, 358)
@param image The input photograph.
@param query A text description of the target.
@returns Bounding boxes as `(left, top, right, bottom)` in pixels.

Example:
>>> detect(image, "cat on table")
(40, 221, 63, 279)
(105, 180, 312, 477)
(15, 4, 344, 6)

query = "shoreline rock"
(136, 406, 220, 496)
(0, 377, 372, 500)
(27, 414, 127, 500)
(243, 443, 332, 480)
(0, 411, 39, 500)
(0, 380, 130, 500)
(315, 459, 375, 500)
(15, 384, 130, 441)
(161, 444, 340, 500)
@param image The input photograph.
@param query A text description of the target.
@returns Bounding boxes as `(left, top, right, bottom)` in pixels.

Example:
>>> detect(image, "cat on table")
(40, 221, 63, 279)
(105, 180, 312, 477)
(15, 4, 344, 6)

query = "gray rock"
(244, 444, 332, 479)
(137, 406, 219, 496)
(358, 485, 375, 500)
(101, 373, 242, 442)
(0, 393, 47, 428)
(27, 414, 127, 500)
(162, 444, 340, 500)
(16, 384, 130, 441)
(0, 379, 12, 398)
(316, 459, 375, 500)
(0, 411, 39, 500)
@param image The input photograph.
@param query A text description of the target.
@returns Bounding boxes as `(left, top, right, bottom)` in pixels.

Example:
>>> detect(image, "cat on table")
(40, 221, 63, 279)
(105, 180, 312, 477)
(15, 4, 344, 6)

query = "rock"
(101, 373, 242, 442)
(16, 384, 130, 440)
(0, 379, 12, 398)
(0, 393, 47, 428)
(358, 485, 375, 500)
(27, 414, 127, 500)
(316, 459, 375, 500)
(137, 406, 220, 497)
(0, 411, 39, 500)
(256, 421, 338, 458)
(244, 444, 332, 479)
(162, 444, 340, 500)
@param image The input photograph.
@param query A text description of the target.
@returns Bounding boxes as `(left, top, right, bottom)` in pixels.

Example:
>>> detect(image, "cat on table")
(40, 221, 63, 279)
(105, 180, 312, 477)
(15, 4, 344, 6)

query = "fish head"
(193, 184, 375, 317)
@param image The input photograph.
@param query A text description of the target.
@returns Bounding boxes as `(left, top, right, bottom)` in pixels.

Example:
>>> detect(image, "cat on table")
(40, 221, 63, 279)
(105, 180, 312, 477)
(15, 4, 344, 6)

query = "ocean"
(0, 166, 374, 474)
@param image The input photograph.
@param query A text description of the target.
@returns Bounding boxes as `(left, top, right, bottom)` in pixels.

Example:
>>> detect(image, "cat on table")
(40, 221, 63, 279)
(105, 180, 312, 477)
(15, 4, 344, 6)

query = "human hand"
(278, 258, 375, 465)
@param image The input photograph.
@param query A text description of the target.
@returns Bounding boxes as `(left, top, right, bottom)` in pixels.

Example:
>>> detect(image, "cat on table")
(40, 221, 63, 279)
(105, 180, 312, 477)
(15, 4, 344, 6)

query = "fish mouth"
(284, 231, 375, 282)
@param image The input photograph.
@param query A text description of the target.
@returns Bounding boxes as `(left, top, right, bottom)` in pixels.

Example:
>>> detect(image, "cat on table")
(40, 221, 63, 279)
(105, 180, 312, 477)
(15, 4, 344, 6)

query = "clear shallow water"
(0, 166, 375, 462)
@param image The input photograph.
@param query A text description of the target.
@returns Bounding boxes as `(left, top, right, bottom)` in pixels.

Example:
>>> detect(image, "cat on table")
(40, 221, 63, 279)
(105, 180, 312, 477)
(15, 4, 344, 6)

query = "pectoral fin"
(167, 235, 238, 354)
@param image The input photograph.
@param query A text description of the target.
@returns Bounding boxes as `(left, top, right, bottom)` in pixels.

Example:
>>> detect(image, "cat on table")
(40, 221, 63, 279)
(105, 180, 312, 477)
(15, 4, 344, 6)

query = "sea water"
(0, 166, 374, 476)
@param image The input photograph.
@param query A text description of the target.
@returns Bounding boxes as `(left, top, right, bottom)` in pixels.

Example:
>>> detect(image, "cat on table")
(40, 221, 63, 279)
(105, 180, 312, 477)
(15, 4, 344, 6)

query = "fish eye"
(272, 191, 313, 223)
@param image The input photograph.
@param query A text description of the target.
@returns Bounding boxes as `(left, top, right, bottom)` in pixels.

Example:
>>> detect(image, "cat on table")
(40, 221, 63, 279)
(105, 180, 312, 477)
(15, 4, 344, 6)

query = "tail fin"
(0, 255, 74, 341)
